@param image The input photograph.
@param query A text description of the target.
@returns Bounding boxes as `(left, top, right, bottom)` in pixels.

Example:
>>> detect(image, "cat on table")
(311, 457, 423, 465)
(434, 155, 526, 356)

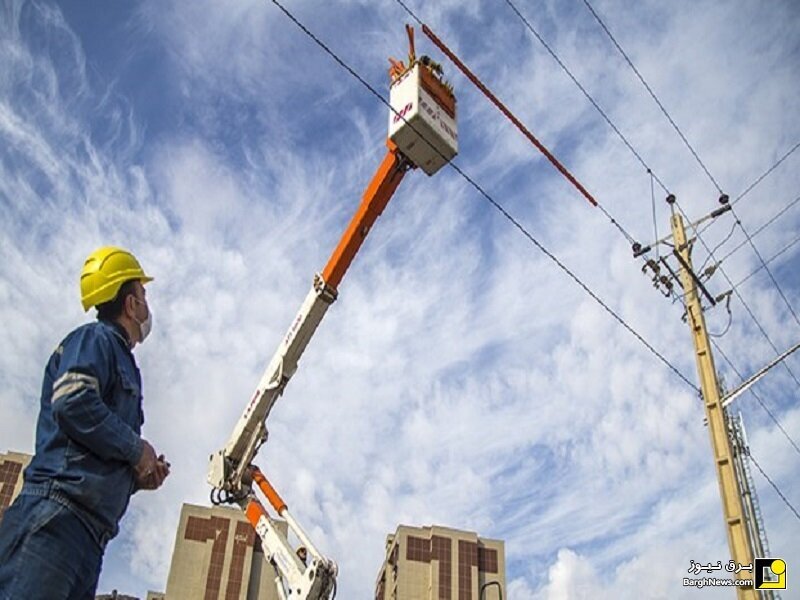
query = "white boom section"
(721, 340, 800, 408)
(251, 508, 337, 600)
(208, 274, 337, 491)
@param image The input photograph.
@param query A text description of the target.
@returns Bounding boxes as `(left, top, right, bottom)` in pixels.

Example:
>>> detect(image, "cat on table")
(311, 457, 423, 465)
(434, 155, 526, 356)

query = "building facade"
(0, 450, 31, 526)
(375, 524, 505, 600)
(164, 503, 283, 600)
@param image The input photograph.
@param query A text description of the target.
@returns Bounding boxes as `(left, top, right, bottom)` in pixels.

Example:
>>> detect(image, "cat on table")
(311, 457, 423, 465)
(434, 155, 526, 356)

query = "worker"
(0, 246, 170, 600)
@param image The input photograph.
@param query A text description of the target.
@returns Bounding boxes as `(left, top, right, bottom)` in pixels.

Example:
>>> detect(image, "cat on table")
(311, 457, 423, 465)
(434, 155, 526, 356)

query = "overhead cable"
(650, 173, 659, 259)
(698, 218, 739, 276)
(500, 0, 670, 195)
(505, 0, 797, 332)
(581, 0, 800, 392)
(581, 0, 723, 193)
(394, 0, 800, 462)
(269, 0, 699, 394)
(735, 140, 800, 205)
(718, 194, 800, 265)
(503, 0, 799, 365)
(497, 0, 800, 458)
(731, 210, 800, 327)
(583, 0, 800, 347)
(393, 0, 422, 26)
(749, 451, 800, 522)
(708, 292, 732, 338)
(735, 233, 800, 288)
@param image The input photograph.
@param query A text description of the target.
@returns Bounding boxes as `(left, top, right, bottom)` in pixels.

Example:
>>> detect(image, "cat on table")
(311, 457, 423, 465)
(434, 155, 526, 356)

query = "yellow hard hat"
(80, 246, 153, 311)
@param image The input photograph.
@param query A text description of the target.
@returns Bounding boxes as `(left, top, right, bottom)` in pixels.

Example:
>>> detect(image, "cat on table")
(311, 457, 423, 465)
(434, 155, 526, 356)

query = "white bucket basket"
(388, 64, 458, 176)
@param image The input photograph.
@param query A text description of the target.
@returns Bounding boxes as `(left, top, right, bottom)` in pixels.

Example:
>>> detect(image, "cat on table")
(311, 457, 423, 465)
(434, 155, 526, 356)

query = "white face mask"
(133, 297, 153, 343)
(138, 310, 153, 342)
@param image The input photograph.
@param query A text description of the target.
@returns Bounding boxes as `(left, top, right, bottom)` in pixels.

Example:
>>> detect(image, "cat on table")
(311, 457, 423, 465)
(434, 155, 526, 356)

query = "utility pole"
(670, 202, 756, 599)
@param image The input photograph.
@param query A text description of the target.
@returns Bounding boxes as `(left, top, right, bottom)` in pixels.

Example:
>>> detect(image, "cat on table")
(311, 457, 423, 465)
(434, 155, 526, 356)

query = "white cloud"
(535, 548, 601, 600)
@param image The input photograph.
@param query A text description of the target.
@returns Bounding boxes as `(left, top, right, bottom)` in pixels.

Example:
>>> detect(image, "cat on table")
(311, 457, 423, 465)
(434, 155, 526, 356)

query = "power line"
(735, 233, 800, 288)
(494, 1, 721, 319)
(735, 140, 800, 205)
(394, 0, 800, 405)
(402, 4, 722, 384)
(576, 0, 800, 373)
(578, 0, 800, 398)
(708, 292, 732, 338)
(389, 3, 705, 393)
(684, 200, 800, 371)
(697, 218, 738, 275)
(581, 0, 723, 194)
(496, 0, 726, 314)
(503, 0, 798, 331)
(749, 451, 800, 523)
(409, 7, 670, 257)
(500, 0, 670, 195)
(396, 1, 800, 503)
(718, 194, 800, 265)
(393, 0, 422, 26)
(269, 0, 699, 394)
(650, 172, 659, 259)
(730, 206, 800, 327)
(504, 0, 790, 314)
(392, 4, 712, 397)
(394, 2, 649, 251)
(469, 0, 800, 479)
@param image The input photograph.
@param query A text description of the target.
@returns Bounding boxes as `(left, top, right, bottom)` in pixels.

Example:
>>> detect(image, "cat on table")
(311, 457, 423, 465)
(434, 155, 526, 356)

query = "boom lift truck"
(206, 27, 458, 599)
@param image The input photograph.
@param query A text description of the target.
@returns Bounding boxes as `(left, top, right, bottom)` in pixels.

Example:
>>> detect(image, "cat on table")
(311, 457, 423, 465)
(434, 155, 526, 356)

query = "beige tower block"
(165, 503, 286, 600)
(375, 524, 505, 600)
(0, 450, 32, 526)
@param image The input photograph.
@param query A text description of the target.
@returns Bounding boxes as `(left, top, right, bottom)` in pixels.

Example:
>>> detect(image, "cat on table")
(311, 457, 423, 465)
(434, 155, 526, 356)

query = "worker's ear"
(123, 291, 137, 317)
(123, 287, 143, 320)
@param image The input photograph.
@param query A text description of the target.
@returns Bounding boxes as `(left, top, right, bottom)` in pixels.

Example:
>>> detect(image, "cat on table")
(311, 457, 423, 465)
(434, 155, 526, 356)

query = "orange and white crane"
(206, 27, 457, 600)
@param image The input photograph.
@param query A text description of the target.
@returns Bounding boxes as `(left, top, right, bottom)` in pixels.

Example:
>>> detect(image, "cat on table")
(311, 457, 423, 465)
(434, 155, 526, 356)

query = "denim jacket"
(21, 320, 145, 548)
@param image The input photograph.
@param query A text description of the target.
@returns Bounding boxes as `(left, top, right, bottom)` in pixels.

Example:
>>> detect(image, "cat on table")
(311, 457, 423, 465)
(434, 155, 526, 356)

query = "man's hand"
(134, 440, 170, 490)
(137, 455, 170, 490)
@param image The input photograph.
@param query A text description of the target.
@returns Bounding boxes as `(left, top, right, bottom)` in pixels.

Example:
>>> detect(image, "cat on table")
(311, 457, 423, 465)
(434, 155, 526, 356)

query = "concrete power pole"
(671, 207, 756, 599)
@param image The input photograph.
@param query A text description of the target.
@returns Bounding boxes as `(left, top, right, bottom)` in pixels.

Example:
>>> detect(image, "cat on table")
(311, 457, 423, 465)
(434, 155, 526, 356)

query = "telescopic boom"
(206, 26, 458, 599)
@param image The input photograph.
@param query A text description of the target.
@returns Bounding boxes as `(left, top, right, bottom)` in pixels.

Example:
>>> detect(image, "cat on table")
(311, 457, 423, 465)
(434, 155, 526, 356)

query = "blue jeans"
(0, 494, 104, 600)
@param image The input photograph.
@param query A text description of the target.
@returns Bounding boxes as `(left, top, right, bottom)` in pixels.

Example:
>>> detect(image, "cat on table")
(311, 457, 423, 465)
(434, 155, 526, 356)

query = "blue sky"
(1, 0, 799, 597)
